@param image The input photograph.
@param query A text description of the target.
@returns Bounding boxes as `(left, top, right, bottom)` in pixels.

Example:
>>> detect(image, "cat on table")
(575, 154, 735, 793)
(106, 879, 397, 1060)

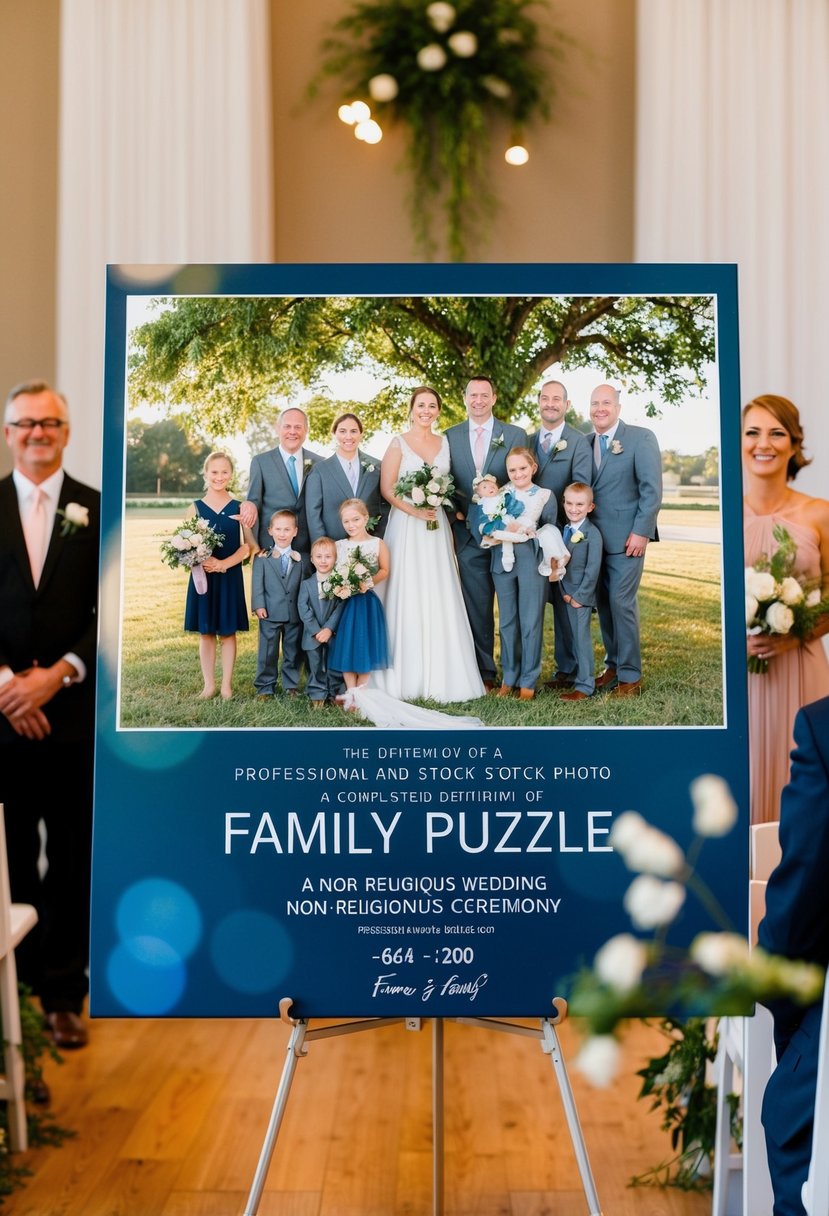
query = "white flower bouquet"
(745, 524, 826, 673)
(320, 545, 379, 600)
(160, 515, 225, 595)
(394, 461, 455, 530)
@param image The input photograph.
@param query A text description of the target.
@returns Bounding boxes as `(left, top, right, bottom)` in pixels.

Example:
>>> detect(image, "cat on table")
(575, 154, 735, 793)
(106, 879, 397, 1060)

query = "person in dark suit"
(304, 412, 386, 542)
(445, 376, 526, 688)
(588, 384, 662, 697)
(759, 695, 829, 1216)
(238, 408, 321, 553)
(527, 380, 595, 690)
(0, 379, 99, 1048)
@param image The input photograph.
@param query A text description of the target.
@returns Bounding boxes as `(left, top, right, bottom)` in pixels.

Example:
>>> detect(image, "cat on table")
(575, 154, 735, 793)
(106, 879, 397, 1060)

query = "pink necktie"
(24, 487, 48, 585)
(473, 426, 486, 472)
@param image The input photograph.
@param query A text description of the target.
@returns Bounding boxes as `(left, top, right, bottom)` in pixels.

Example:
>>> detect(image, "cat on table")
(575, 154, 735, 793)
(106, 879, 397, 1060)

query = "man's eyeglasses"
(7, 419, 67, 431)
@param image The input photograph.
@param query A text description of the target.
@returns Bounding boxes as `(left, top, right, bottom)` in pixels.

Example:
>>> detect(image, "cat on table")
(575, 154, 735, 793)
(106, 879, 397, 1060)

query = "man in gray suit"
(588, 384, 661, 696)
(527, 379, 595, 689)
(239, 408, 321, 553)
(445, 376, 526, 688)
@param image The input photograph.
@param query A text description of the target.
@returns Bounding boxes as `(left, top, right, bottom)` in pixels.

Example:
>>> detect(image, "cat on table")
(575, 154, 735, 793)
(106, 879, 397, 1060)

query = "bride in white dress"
(371, 387, 485, 705)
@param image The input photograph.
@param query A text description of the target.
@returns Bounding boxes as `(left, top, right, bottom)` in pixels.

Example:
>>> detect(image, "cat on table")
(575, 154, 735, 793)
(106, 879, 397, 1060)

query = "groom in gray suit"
(239, 408, 321, 553)
(588, 384, 662, 696)
(445, 376, 526, 688)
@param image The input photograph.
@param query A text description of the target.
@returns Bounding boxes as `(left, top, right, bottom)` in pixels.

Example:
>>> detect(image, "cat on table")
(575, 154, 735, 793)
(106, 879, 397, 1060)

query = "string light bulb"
(505, 143, 529, 165)
(338, 104, 356, 124)
(350, 100, 371, 122)
(355, 118, 383, 144)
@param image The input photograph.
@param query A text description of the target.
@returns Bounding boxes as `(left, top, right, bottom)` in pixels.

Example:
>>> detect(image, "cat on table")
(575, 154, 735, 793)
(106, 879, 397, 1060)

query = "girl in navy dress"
(184, 451, 250, 699)
(329, 498, 389, 698)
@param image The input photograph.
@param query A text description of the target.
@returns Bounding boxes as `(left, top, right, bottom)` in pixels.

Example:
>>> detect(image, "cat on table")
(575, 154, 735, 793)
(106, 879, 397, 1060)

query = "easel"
(243, 996, 603, 1216)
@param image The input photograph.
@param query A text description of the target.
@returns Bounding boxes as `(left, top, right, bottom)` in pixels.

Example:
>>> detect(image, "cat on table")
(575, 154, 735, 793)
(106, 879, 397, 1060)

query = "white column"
(57, 0, 273, 486)
(636, 0, 829, 497)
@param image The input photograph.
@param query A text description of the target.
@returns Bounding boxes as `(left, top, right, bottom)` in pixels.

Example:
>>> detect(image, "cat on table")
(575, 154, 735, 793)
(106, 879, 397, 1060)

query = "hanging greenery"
(310, 0, 560, 260)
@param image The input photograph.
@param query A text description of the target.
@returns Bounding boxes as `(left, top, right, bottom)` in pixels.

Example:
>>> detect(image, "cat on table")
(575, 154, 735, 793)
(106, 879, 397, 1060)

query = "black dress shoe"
(545, 672, 575, 689)
(45, 1010, 88, 1048)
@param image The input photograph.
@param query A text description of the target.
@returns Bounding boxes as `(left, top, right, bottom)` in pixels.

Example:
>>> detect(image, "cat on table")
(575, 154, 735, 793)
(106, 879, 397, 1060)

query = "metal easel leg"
(540, 1015, 603, 1216)
(432, 1018, 444, 1216)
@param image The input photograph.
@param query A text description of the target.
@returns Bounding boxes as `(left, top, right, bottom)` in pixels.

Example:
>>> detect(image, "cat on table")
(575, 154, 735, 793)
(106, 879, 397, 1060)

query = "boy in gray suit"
(252, 510, 304, 697)
(554, 483, 603, 701)
(298, 537, 344, 706)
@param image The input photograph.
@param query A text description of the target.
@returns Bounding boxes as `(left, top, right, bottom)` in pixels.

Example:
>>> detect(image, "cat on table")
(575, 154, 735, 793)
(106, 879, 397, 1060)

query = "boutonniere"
(361, 460, 376, 473)
(57, 502, 89, 536)
(303, 458, 314, 474)
(570, 530, 585, 544)
(610, 440, 623, 455)
(490, 434, 505, 450)
(554, 439, 568, 453)
(288, 550, 301, 562)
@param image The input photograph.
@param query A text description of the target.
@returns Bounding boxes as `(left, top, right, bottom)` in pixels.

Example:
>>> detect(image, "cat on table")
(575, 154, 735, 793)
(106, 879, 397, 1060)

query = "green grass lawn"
(117, 508, 724, 729)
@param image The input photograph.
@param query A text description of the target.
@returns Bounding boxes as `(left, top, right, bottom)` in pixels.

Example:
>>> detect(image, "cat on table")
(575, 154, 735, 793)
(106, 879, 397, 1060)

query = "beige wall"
(0, 0, 60, 477)
(271, 0, 636, 263)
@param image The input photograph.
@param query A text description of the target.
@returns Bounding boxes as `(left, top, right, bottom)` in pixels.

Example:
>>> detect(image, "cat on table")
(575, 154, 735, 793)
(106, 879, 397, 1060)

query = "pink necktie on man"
(473, 426, 486, 473)
(24, 486, 49, 586)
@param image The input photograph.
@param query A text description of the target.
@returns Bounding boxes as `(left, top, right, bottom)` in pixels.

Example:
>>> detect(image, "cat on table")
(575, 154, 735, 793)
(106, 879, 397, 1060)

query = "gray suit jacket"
(246, 446, 322, 552)
(588, 420, 662, 554)
(560, 517, 603, 608)
(304, 450, 387, 542)
(445, 419, 527, 554)
(298, 575, 344, 649)
(529, 423, 594, 523)
(251, 552, 304, 622)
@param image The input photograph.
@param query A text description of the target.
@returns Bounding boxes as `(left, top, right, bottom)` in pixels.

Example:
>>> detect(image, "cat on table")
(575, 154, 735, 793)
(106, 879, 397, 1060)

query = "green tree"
(125, 419, 214, 494)
(128, 295, 715, 435)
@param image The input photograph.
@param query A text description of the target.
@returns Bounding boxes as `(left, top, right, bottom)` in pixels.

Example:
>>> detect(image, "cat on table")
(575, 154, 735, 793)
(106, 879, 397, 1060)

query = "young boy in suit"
(555, 483, 603, 701)
(298, 537, 344, 707)
(252, 510, 304, 697)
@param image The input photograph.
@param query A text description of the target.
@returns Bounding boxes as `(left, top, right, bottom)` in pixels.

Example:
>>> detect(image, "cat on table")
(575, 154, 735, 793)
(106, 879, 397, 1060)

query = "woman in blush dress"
(373, 387, 485, 704)
(743, 394, 829, 823)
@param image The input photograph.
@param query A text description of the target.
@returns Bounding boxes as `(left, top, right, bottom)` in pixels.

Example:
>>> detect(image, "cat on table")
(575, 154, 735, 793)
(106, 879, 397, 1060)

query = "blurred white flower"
(448, 30, 478, 57)
(594, 934, 647, 993)
(411, 486, 426, 504)
(610, 812, 684, 877)
(807, 588, 822, 608)
(766, 601, 794, 634)
(691, 932, 750, 976)
(745, 568, 776, 601)
(426, 1, 456, 32)
(690, 774, 738, 837)
(745, 593, 759, 625)
(575, 1035, 621, 1087)
(368, 73, 399, 102)
(624, 875, 686, 929)
(64, 502, 89, 526)
(417, 43, 448, 71)
(779, 576, 804, 606)
(482, 75, 512, 98)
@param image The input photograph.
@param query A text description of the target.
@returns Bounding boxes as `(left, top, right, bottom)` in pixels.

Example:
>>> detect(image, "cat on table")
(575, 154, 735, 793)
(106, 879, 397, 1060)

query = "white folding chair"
(711, 822, 779, 1216)
(801, 977, 829, 1215)
(0, 804, 39, 1151)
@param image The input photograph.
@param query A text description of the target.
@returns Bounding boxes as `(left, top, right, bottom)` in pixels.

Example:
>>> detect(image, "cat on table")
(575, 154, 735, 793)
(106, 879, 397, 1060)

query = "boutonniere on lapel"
(610, 440, 623, 455)
(490, 434, 505, 450)
(554, 439, 568, 453)
(570, 529, 585, 545)
(303, 458, 314, 474)
(361, 460, 376, 473)
(288, 550, 301, 563)
(57, 502, 90, 536)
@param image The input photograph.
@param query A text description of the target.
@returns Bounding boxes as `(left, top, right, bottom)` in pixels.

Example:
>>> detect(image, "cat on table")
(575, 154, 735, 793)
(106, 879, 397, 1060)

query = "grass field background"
(117, 503, 724, 730)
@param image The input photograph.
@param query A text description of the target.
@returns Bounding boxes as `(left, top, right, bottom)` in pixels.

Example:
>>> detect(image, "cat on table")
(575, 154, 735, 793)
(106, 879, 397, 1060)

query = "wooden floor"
(8, 1015, 711, 1215)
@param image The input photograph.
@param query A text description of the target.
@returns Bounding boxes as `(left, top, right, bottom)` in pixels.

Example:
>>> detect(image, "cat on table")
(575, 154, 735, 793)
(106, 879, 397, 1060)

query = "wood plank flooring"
(7, 1015, 711, 1215)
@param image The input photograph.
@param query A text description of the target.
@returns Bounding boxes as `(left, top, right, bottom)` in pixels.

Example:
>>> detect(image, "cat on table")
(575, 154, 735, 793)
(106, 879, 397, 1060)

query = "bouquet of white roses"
(160, 515, 225, 595)
(394, 461, 455, 530)
(745, 524, 826, 673)
(320, 545, 379, 600)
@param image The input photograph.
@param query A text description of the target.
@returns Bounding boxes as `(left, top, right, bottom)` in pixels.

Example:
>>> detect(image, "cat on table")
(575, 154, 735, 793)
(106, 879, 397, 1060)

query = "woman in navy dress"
(184, 452, 249, 699)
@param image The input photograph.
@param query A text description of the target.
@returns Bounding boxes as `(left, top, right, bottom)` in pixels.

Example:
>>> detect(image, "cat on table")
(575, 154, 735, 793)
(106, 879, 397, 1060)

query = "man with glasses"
(0, 380, 99, 1051)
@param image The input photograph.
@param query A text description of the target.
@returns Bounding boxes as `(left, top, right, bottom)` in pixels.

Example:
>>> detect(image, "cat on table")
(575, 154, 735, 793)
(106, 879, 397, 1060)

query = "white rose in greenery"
(610, 813, 684, 877)
(448, 30, 478, 57)
(482, 75, 512, 99)
(779, 576, 804, 606)
(594, 934, 647, 993)
(765, 601, 794, 634)
(690, 774, 738, 837)
(410, 486, 426, 504)
(417, 43, 448, 71)
(426, 480, 440, 493)
(575, 1035, 620, 1088)
(426, 1, 456, 32)
(171, 535, 190, 551)
(745, 568, 777, 601)
(624, 875, 685, 930)
(64, 502, 89, 526)
(426, 494, 441, 506)
(690, 932, 750, 976)
(368, 73, 399, 102)
(745, 593, 759, 626)
(807, 588, 822, 608)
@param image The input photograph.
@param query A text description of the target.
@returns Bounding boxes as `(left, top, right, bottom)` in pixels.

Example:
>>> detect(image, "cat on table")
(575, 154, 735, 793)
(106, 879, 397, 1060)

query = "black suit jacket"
(0, 473, 100, 744)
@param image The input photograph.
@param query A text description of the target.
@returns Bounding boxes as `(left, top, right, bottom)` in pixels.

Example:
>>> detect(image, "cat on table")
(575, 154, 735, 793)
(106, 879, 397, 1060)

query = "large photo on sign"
(92, 263, 746, 1017)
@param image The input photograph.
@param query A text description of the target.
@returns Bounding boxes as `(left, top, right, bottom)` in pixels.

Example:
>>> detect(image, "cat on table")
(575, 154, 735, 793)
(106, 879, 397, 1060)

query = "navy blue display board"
(91, 263, 746, 1018)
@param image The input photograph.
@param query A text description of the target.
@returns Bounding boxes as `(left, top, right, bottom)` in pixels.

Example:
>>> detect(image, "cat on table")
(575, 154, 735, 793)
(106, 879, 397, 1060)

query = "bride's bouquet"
(160, 515, 225, 595)
(320, 545, 378, 600)
(745, 523, 825, 673)
(394, 462, 455, 530)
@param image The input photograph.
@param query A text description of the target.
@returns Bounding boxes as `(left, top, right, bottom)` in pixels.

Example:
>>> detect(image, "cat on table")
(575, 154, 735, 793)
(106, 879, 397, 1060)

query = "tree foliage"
(128, 294, 716, 436)
(125, 419, 214, 494)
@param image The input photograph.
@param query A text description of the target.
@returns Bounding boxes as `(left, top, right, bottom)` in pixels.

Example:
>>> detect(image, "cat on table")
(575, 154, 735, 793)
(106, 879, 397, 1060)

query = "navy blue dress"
(329, 538, 388, 672)
(183, 499, 249, 635)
